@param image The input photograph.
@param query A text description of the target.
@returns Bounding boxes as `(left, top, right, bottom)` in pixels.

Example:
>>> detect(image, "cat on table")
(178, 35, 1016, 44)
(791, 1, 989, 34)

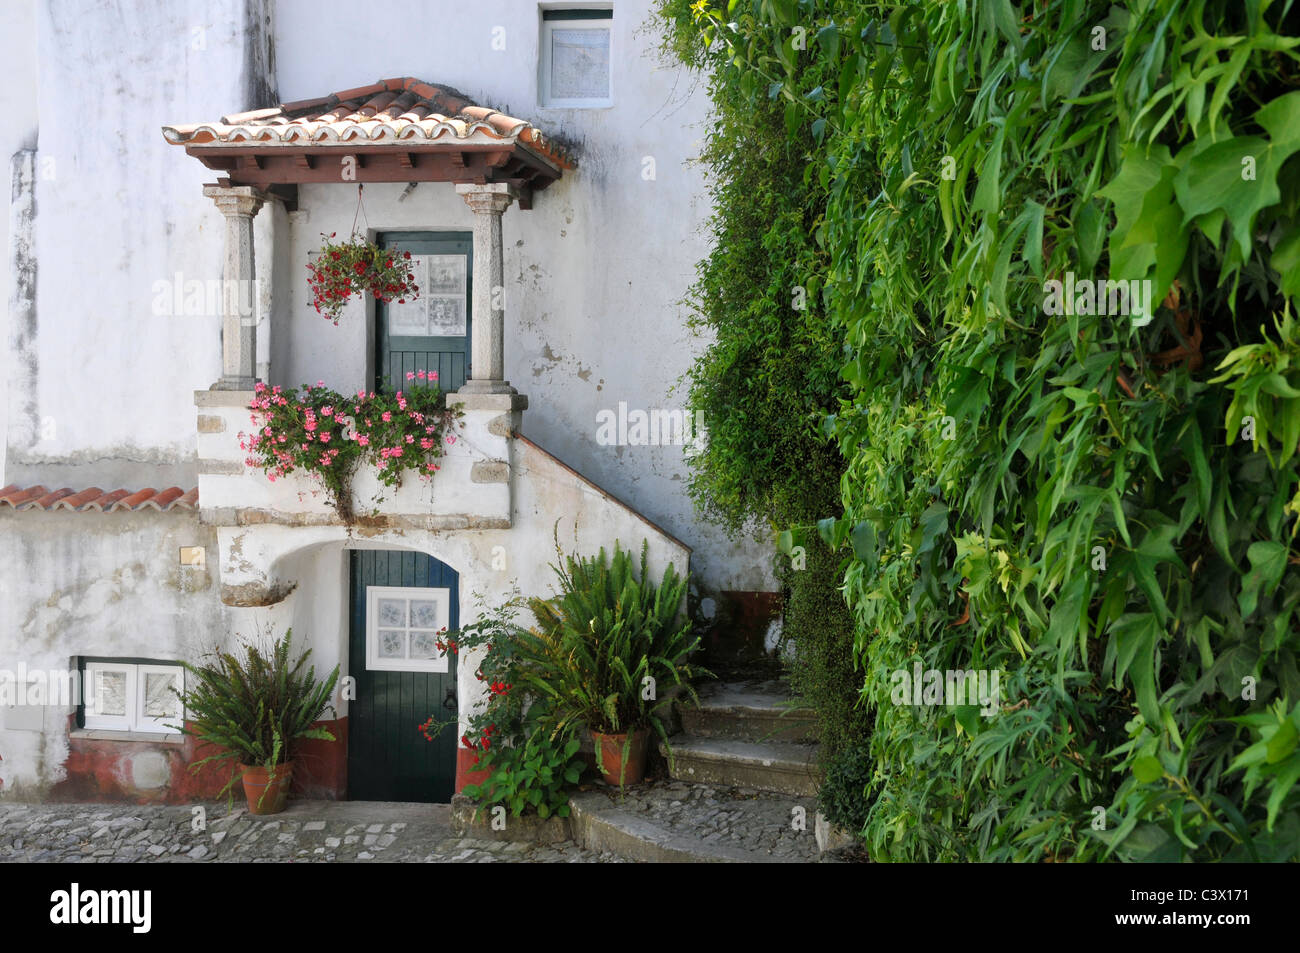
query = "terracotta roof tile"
(162, 77, 575, 170)
(0, 484, 198, 513)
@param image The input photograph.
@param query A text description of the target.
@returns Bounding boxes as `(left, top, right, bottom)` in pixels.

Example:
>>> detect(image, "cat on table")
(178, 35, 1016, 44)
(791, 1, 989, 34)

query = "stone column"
(203, 185, 266, 390)
(455, 182, 517, 394)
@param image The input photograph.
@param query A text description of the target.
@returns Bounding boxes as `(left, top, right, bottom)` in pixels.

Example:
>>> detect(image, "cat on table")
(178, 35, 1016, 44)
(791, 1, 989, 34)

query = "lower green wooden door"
(348, 549, 459, 802)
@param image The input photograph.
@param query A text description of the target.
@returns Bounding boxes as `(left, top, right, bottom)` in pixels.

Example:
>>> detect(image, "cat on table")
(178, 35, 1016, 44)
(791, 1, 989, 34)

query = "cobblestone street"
(0, 800, 622, 863)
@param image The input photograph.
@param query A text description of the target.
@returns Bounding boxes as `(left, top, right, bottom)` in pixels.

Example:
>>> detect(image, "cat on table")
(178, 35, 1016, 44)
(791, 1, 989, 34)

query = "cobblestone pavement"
(0, 800, 623, 863)
(588, 778, 822, 861)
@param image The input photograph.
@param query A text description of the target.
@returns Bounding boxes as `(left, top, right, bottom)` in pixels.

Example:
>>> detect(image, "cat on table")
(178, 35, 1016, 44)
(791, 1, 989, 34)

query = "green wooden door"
(348, 549, 459, 802)
(375, 232, 472, 394)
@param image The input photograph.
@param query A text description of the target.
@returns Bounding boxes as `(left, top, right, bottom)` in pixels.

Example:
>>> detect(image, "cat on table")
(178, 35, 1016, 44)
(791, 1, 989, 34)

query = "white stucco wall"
(0, 0, 39, 484)
(0, 510, 226, 795)
(0, 0, 775, 597)
(269, 0, 771, 591)
(3, 0, 267, 488)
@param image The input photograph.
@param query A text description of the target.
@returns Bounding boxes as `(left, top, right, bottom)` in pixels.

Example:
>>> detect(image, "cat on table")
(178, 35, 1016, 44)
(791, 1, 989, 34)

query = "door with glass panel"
(375, 232, 471, 394)
(347, 549, 459, 802)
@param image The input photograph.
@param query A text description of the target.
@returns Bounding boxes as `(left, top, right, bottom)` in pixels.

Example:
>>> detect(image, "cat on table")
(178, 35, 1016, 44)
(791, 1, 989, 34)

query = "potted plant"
(174, 629, 339, 815)
(418, 594, 585, 818)
(516, 539, 710, 787)
(307, 230, 420, 324)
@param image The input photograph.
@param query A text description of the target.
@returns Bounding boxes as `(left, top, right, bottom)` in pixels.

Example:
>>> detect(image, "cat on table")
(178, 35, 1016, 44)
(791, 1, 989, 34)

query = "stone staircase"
(568, 678, 829, 862)
(663, 678, 820, 797)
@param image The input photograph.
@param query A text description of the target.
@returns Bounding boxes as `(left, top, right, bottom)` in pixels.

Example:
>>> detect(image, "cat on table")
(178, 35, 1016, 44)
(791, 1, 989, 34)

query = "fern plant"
(174, 629, 340, 798)
(514, 539, 710, 758)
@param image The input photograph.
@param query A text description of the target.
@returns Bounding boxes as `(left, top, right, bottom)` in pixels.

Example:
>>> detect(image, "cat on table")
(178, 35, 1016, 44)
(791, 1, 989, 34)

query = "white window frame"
(539, 8, 614, 108)
(365, 585, 452, 673)
(136, 664, 185, 733)
(83, 661, 184, 734)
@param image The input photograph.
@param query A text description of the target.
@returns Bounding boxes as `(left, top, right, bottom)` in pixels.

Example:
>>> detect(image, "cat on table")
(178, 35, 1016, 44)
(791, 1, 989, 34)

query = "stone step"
(679, 681, 817, 743)
(661, 736, 822, 798)
(568, 781, 821, 863)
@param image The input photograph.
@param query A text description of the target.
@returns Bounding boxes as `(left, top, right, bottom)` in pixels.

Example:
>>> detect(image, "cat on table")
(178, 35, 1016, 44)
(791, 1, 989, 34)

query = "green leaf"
(954, 705, 981, 737)
(1239, 541, 1289, 617)
(850, 520, 877, 569)
(1267, 719, 1299, 764)
(1133, 756, 1165, 784)
(971, 130, 1004, 216)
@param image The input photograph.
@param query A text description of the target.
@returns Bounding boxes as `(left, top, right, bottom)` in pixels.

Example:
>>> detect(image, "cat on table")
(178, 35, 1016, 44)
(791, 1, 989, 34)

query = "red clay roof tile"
(0, 484, 198, 513)
(162, 77, 575, 170)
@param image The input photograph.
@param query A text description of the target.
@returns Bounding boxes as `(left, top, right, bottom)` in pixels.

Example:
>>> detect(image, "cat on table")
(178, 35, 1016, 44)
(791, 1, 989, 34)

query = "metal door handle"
(443, 687, 457, 711)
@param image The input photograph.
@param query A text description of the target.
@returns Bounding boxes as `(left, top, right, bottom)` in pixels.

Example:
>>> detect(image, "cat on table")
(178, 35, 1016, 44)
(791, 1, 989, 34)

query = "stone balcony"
(194, 389, 527, 530)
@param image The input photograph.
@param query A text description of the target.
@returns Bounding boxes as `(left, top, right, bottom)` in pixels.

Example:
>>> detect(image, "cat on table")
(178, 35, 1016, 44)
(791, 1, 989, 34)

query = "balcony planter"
(239, 377, 460, 523)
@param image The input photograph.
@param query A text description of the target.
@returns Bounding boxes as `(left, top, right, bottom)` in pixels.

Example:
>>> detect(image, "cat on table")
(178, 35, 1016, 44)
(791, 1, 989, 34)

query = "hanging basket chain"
(351, 183, 369, 240)
(307, 186, 421, 324)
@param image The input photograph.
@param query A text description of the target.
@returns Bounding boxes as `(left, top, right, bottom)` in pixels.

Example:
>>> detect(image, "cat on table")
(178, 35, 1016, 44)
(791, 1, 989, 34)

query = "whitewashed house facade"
(0, 0, 776, 802)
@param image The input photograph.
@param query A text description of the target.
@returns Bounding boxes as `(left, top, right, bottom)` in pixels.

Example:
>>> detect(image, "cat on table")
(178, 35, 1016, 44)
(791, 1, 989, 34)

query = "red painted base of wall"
(454, 746, 492, 793)
(290, 717, 347, 799)
(49, 715, 348, 805)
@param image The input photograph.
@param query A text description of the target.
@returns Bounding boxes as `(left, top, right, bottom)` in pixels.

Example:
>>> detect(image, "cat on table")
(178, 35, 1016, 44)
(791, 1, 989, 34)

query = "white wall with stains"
(0, 0, 775, 599)
(0, 510, 226, 796)
(269, 0, 773, 592)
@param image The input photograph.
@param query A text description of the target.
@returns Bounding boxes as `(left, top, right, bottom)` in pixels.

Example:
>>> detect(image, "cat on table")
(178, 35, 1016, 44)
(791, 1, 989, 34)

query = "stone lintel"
(195, 388, 256, 408)
(446, 392, 528, 413)
(201, 507, 511, 532)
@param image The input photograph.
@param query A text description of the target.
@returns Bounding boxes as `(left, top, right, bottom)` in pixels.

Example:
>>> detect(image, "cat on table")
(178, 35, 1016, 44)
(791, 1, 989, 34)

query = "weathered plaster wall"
(0, 511, 227, 797)
(1, 0, 774, 599)
(270, 0, 773, 592)
(0, 0, 39, 484)
(2, 0, 273, 489)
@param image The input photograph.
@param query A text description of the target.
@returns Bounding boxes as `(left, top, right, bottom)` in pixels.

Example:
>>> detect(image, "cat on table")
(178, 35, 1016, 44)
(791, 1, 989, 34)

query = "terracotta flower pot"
(240, 761, 294, 815)
(591, 728, 649, 786)
(455, 746, 494, 794)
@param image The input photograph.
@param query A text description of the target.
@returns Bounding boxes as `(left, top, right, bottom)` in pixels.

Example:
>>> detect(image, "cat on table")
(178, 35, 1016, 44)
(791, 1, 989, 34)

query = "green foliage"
(515, 538, 710, 753)
(820, 742, 875, 834)
(175, 629, 339, 800)
(464, 720, 585, 820)
(782, 531, 871, 759)
(419, 594, 584, 817)
(658, 0, 864, 771)
(660, 0, 1300, 860)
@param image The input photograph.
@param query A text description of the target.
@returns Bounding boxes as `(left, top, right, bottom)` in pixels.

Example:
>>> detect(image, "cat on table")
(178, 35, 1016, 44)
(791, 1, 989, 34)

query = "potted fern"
(174, 630, 339, 814)
(515, 539, 709, 787)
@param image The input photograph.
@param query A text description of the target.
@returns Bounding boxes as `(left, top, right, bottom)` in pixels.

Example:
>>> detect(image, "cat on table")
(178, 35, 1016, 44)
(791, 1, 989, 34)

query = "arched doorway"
(347, 549, 459, 802)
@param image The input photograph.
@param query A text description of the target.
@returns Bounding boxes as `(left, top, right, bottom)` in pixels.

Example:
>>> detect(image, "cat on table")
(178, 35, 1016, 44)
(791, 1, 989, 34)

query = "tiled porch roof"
(162, 77, 575, 170)
(0, 485, 198, 513)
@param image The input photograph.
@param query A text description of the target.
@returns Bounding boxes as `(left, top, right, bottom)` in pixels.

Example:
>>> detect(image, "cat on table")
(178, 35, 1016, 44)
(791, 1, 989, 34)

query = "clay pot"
(591, 729, 649, 786)
(240, 762, 294, 815)
(455, 746, 493, 793)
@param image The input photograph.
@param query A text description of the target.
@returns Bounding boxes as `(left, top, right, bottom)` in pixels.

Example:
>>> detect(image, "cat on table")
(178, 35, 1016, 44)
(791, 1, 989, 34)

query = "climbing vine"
(660, 0, 1300, 860)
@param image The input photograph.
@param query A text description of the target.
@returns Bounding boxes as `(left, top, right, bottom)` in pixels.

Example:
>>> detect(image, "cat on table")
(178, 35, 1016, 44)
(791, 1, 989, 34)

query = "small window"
(366, 586, 452, 673)
(540, 8, 613, 107)
(81, 659, 184, 734)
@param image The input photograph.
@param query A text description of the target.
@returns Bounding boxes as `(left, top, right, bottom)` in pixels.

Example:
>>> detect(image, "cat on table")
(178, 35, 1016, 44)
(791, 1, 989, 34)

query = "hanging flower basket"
(307, 231, 420, 324)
